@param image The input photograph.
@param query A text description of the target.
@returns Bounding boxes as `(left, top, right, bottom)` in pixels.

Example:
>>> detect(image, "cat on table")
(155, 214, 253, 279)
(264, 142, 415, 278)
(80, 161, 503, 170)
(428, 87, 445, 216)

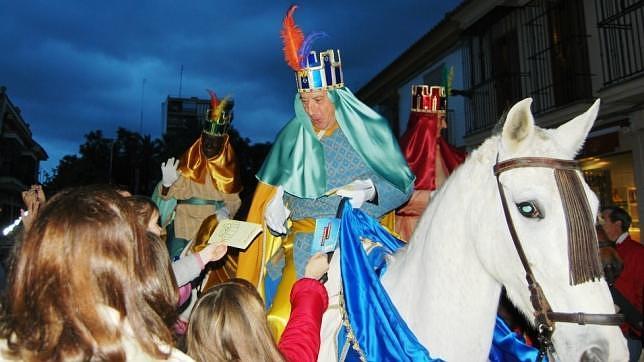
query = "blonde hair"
(0, 186, 173, 361)
(186, 279, 285, 362)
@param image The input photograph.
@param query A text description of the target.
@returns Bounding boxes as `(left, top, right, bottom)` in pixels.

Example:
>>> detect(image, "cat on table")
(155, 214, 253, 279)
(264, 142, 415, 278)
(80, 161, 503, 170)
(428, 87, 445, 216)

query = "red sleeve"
(277, 278, 329, 362)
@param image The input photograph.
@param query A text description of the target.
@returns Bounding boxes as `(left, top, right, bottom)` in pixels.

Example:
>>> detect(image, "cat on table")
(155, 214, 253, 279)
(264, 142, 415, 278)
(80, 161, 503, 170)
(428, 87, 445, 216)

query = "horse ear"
(501, 98, 535, 153)
(553, 99, 600, 158)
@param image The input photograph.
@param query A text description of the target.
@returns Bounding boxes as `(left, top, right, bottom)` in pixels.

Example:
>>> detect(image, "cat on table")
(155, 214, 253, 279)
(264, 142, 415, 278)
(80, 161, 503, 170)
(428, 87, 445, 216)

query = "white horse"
(319, 98, 628, 361)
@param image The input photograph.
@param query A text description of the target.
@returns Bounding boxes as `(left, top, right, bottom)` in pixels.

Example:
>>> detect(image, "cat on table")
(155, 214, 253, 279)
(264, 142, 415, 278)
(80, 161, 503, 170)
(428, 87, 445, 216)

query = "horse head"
(483, 98, 628, 361)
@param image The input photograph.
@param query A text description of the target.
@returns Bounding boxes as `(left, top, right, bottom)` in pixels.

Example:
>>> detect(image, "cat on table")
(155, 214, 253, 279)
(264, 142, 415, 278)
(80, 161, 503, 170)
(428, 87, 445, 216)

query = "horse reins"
(493, 157, 624, 359)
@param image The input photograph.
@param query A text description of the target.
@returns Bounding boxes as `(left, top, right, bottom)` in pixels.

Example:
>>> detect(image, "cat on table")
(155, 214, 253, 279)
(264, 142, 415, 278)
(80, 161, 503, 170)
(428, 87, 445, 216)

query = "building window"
(464, 0, 592, 136)
(465, 7, 526, 135)
(182, 101, 197, 112)
(492, 31, 523, 116)
(595, 0, 644, 86)
(544, 0, 593, 107)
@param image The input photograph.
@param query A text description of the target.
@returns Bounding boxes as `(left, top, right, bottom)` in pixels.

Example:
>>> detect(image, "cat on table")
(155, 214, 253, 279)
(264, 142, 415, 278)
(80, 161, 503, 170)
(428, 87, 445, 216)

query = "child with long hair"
(126, 195, 227, 336)
(138, 231, 180, 329)
(0, 186, 192, 361)
(126, 195, 227, 291)
(186, 253, 329, 362)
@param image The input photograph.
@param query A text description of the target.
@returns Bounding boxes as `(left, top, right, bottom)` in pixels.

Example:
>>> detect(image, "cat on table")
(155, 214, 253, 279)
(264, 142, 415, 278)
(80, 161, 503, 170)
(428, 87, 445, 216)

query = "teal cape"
(256, 87, 414, 199)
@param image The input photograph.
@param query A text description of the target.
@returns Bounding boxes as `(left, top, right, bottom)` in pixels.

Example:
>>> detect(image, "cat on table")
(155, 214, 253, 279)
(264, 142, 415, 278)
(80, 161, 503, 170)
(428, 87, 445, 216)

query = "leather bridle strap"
(494, 157, 579, 174)
(493, 156, 624, 357)
(598, 241, 616, 249)
(494, 159, 556, 337)
(547, 312, 625, 326)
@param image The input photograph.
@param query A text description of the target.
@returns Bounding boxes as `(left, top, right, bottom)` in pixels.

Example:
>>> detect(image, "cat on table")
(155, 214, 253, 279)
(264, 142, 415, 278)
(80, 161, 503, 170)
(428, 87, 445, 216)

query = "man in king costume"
(156, 90, 242, 259)
(236, 5, 414, 341)
(395, 84, 466, 241)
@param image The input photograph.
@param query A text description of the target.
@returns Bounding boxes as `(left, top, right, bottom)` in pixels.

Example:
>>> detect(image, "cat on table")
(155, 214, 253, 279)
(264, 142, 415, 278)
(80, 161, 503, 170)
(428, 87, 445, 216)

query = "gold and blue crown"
(281, 5, 344, 93)
(295, 49, 344, 92)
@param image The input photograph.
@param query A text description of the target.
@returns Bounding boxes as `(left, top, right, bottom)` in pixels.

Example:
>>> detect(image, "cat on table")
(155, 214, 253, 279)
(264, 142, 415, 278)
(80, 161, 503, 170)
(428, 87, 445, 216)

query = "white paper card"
(207, 220, 262, 250)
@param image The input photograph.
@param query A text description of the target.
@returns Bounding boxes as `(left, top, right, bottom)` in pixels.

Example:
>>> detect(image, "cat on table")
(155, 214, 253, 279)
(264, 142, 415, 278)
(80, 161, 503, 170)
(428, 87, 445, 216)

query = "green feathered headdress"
(204, 89, 234, 136)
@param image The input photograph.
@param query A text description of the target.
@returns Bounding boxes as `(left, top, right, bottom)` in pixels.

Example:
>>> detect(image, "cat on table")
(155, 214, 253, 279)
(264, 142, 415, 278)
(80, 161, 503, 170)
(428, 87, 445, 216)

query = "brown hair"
(0, 186, 173, 361)
(186, 279, 285, 362)
(138, 232, 179, 328)
(126, 195, 158, 229)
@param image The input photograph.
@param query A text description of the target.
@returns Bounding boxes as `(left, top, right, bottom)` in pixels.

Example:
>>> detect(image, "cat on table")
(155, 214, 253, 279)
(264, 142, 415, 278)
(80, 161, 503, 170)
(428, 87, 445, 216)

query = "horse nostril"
(579, 346, 606, 362)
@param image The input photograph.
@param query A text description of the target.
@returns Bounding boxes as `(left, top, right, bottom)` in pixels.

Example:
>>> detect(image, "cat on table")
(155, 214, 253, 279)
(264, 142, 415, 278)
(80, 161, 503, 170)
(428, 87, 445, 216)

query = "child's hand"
(304, 253, 330, 280)
(198, 243, 228, 264)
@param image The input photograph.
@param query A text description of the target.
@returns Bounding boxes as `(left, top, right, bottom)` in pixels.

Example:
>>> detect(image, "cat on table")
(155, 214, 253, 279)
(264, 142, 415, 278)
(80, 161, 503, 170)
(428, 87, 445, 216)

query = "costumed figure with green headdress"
(236, 4, 414, 345)
(154, 90, 242, 260)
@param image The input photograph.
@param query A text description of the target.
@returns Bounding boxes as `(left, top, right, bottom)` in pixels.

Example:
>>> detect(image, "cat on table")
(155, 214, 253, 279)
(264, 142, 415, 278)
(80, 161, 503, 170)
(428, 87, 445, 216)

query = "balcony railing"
(466, 73, 528, 134)
(463, 0, 593, 136)
(595, 0, 644, 86)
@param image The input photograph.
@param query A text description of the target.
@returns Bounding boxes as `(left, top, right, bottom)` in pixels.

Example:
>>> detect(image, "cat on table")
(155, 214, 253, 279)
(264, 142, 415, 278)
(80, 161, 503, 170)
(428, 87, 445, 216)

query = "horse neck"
(382, 140, 503, 360)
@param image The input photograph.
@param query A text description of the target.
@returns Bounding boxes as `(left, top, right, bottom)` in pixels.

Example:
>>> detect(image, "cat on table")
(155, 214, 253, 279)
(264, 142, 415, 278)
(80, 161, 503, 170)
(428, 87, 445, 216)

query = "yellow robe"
(236, 181, 396, 339)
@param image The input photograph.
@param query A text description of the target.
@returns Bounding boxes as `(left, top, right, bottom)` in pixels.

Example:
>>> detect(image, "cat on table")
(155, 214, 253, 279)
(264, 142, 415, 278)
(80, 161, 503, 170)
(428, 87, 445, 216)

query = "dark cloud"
(1, 0, 460, 174)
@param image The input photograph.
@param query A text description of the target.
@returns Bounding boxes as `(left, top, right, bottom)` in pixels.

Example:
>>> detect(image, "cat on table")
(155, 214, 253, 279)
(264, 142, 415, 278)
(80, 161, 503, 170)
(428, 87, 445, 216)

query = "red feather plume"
(281, 5, 304, 71)
(207, 89, 220, 110)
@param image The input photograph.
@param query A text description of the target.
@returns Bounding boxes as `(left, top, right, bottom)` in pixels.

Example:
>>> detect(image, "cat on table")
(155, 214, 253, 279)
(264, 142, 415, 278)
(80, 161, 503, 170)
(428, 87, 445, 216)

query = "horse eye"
(516, 201, 543, 219)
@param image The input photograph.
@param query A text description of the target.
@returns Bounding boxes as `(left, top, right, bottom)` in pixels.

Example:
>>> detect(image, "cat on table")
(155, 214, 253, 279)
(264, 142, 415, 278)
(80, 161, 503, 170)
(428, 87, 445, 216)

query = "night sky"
(1, 1, 460, 175)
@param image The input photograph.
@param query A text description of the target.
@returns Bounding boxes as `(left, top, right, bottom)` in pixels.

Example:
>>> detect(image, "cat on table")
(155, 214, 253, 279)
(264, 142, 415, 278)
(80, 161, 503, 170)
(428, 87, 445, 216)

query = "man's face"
(437, 114, 447, 133)
(201, 133, 225, 158)
(601, 210, 622, 240)
(300, 90, 336, 130)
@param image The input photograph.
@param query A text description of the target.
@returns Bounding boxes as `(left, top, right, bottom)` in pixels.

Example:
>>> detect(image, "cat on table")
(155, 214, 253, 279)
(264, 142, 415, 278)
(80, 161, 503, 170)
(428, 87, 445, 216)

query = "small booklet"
(207, 220, 262, 250)
(311, 217, 340, 253)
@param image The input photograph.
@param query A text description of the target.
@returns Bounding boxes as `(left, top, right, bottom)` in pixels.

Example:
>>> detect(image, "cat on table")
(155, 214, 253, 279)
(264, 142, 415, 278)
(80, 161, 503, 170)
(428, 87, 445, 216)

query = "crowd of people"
(0, 4, 641, 362)
(0, 185, 330, 361)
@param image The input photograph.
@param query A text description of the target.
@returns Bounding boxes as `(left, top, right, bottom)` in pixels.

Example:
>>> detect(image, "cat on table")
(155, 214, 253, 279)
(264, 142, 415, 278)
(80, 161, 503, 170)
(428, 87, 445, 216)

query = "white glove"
(265, 186, 290, 235)
(215, 206, 230, 221)
(161, 157, 180, 187)
(336, 179, 376, 209)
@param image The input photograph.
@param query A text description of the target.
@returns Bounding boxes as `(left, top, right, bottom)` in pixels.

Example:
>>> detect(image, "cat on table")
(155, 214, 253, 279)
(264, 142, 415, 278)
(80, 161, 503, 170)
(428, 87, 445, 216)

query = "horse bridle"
(598, 241, 617, 249)
(493, 156, 624, 359)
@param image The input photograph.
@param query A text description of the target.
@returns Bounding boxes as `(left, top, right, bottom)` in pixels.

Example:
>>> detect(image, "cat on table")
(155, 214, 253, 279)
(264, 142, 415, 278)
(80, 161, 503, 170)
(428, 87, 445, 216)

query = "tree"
(44, 128, 164, 195)
(43, 130, 112, 192)
(227, 127, 272, 220)
(44, 127, 271, 209)
(109, 128, 163, 195)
